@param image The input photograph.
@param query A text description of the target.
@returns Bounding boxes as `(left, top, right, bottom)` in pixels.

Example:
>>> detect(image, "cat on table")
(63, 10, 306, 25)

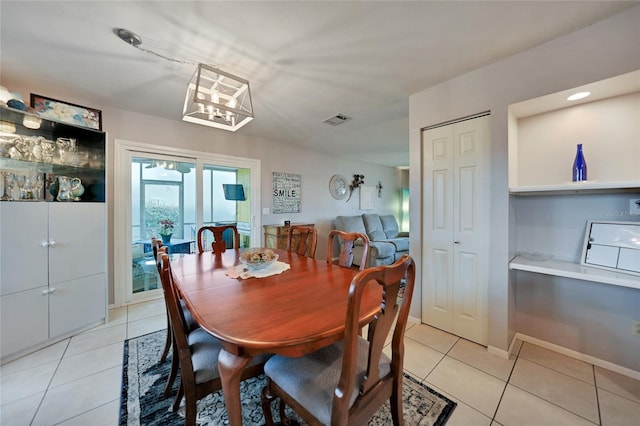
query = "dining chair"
(286, 225, 317, 258)
(326, 230, 370, 271)
(261, 254, 416, 426)
(152, 238, 198, 398)
(196, 224, 240, 254)
(158, 253, 270, 426)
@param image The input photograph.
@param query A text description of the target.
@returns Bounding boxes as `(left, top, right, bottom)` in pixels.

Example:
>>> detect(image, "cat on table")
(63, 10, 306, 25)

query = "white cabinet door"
(422, 115, 489, 345)
(1, 286, 49, 359)
(0, 203, 49, 296)
(48, 203, 105, 285)
(0, 202, 106, 359)
(49, 273, 106, 338)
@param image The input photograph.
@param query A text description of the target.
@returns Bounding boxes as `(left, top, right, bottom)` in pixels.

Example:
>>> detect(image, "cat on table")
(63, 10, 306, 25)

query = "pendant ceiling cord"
(114, 28, 217, 69)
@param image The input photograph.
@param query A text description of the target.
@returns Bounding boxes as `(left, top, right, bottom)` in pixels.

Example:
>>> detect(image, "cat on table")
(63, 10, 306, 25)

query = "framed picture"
(360, 186, 376, 210)
(30, 94, 102, 130)
(272, 172, 301, 214)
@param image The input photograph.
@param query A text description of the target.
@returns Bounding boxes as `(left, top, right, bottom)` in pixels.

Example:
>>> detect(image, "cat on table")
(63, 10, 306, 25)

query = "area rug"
(119, 330, 456, 425)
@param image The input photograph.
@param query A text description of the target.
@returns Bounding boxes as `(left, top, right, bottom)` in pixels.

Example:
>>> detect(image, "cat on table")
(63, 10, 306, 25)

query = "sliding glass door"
(131, 155, 196, 296)
(200, 165, 253, 251)
(114, 139, 261, 306)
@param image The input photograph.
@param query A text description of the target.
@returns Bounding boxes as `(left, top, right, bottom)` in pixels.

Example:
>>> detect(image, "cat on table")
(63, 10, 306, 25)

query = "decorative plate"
(329, 174, 348, 200)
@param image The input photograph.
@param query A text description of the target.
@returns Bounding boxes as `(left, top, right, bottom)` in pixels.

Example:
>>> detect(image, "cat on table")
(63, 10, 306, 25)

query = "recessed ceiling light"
(567, 91, 591, 101)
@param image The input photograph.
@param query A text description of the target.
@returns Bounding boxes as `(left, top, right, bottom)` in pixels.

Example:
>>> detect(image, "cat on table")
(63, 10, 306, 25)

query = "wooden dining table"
(169, 248, 383, 426)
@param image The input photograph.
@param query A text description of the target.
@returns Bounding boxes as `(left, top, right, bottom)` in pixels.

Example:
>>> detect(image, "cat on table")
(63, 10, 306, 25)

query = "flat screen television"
(222, 184, 246, 201)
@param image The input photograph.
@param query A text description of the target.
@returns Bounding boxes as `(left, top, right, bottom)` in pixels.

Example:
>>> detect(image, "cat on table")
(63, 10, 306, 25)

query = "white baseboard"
(511, 333, 640, 381)
(487, 345, 510, 359)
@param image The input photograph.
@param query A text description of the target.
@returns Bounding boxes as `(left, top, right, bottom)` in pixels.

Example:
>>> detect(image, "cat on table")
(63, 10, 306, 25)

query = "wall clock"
(329, 174, 348, 200)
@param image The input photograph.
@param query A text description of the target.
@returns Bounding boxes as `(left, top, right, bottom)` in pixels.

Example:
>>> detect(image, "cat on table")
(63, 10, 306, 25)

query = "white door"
(422, 114, 489, 345)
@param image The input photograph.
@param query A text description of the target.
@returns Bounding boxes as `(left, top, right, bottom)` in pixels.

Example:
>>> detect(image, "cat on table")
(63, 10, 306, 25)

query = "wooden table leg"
(218, 349, 252, 426)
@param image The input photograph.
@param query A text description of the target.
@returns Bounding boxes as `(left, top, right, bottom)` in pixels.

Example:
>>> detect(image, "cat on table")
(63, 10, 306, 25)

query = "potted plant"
(159, 219, 174, 243)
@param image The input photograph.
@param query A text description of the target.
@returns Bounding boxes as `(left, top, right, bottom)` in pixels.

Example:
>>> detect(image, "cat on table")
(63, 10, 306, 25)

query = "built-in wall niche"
(508, 70, 640, 193)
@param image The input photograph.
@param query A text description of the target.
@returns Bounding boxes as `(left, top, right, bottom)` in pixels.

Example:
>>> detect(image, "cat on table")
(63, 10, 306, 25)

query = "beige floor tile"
(426, 356, 506, 417)
(56, 399, 120, 426)
(519, 342, 594, 384)
(448, 338, 516, 381)
(427, 383, 492, 426)
(0, 339, 68, 377)
(495, 384, 595, 426)
(31, 366, 122, 426)
(405, 323, 459, 354)
(65, 323, 127, 357)
(598, 388, 640, 426)
(126, 299, 166, 322)
(0, 392, 43, 426)
(0, 361, 58, 406)
(510, 358, 599, 423)
(384, 337, 444, 380)
(383, 338, 441, 381)
(50, 342, 123, 388)
(595, 366, 640, 403)
(79, 306, 128, 334)
(127, 312, 167, 339)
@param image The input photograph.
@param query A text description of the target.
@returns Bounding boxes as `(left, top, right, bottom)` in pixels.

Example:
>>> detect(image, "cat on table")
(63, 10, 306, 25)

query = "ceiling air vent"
(323, 113, 352, 126)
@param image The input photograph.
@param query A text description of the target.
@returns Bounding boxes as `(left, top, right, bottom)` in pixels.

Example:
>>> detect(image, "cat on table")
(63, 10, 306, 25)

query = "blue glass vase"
(572, 143, 587, 182)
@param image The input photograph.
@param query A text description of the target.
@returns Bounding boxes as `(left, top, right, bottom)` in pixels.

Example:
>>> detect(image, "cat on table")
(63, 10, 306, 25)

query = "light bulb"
(227, 98, 237, 109)
(211, 92, 219, 104)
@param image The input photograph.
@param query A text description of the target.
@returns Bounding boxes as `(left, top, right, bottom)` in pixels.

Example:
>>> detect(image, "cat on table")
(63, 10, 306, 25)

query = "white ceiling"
(1, 1, 635, 167)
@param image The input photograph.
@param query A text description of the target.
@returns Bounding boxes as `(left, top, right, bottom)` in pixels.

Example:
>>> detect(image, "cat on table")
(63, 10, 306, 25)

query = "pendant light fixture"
(115, 28, 254, 132)
(182, 63, 254, 131)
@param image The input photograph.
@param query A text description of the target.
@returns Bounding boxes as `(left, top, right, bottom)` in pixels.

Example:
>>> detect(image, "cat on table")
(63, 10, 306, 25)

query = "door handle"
(41, 240, 50, 248)
(48, 239, 57, 248)
(454, 241, 461, 244)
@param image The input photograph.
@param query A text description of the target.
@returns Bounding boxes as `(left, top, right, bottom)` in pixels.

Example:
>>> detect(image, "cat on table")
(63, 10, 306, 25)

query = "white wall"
(2, 80, 405, 305)
(409, 5, 640, 359)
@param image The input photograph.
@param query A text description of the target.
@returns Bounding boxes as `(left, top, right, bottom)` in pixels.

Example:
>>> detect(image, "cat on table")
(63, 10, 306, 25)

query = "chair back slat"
(326, 230, 370, 270)
(197, 225, 240, 254)
(286, 225, 317, 258)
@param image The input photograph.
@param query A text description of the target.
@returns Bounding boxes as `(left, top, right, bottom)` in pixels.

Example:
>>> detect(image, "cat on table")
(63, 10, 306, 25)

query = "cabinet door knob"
(42, 289, 49, 296)
(48, 239, 56, 247)
(49, 287, 56, 294)
(41, 240, 50, 248)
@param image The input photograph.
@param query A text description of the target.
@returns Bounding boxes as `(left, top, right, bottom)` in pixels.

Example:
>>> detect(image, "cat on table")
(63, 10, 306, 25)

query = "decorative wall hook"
(346, 174, 365, 202)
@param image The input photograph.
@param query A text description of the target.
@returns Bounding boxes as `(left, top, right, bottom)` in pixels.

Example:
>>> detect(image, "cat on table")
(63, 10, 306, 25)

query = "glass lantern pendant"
(572, 143, 588, 182)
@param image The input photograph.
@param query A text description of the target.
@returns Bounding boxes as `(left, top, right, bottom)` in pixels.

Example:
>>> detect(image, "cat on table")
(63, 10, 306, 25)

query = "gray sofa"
(335, 214, 409, 267)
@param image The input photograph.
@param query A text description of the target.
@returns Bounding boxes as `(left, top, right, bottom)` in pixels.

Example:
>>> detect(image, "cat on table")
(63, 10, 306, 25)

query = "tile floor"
(2, 299, 639, 425)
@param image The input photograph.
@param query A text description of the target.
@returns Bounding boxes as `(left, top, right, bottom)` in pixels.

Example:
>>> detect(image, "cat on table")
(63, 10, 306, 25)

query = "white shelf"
(509, 180, 640, 195)
(509, 255, 640, 290)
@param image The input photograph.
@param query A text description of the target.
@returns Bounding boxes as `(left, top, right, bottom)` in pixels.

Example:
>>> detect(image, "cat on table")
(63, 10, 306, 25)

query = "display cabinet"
(0, 105, 107, 362)
(0, 105, 105, 202)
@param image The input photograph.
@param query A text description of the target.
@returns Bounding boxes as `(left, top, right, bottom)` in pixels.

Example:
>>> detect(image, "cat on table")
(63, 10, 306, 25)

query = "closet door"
(422, 115, 489, 345)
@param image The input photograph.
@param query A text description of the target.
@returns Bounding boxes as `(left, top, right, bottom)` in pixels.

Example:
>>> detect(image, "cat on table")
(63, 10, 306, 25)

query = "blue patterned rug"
(119, 330, 456, 425)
